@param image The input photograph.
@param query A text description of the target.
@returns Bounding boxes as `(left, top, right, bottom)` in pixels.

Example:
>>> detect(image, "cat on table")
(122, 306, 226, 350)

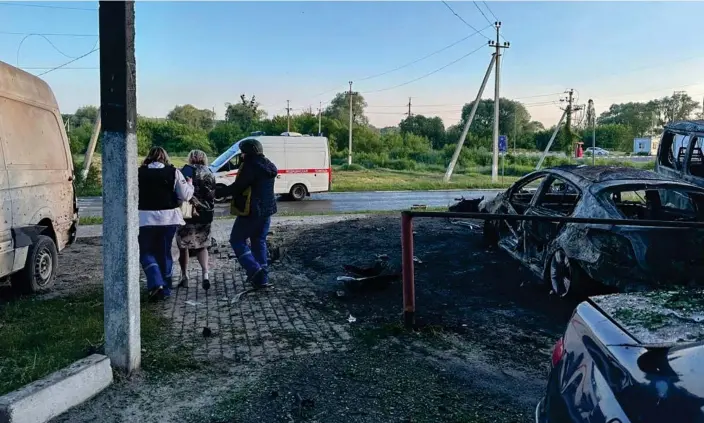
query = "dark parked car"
(479, 165, 704, 297)
(536, 291, 704, 423)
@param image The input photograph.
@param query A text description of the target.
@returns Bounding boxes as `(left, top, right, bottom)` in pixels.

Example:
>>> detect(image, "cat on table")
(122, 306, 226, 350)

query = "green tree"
(457, 99, 533, 149)
(324, 91, 368, 126)
(73, 106, 99, 127)
(208, 122, 245, 154)
(399, 115, 446, 149)
(597, 101, 657, 137)
(580, 124, 634, 151)
(653, 92, 701, 125)
(167, 104, 215, 131)
(225, 94, 266, 132)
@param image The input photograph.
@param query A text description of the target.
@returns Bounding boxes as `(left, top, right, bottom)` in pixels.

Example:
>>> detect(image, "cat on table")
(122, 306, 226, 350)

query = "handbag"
(230, 187, 252, 216)
(180, 200, 194, 219)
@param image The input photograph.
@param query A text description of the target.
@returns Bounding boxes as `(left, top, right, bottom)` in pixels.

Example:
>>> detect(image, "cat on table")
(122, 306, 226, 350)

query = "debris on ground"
(448, 196, 484, 213)
(185, 300, 200, 307)
(347, 315, 357, 323)
(202, 327, 213, 338)
(413, 256, 423, 264)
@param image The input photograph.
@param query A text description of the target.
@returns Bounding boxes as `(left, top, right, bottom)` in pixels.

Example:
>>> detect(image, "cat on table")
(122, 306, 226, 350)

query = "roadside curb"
(0, 354, 112, 423)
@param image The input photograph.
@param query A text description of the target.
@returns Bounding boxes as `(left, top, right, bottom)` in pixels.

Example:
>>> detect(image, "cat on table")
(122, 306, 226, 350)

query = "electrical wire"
(441, 0, 490, 40)
(482, 1, 499, 21)
(361, 43, 486, 94)
(17, 33, 99, 66)
(356, 26, 490, 83)
(0, 2, 96, 11)
(473, 2, 493, 26)
(37, 47, 99, 76)
(0, 30, 96, 37)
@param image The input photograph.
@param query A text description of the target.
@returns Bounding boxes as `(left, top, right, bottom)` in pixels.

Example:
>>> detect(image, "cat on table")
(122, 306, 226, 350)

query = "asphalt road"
(77, 189, 502, 218)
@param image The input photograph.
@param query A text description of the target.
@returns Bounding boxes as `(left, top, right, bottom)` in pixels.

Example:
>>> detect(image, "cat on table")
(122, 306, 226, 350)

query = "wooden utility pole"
(98, 0, 140, 373)
(489, 22, 509, 183)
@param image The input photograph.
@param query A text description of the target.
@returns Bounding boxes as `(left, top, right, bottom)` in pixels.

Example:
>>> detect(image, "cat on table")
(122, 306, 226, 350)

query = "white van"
(0, 60, 78, 293)
(210, 135, 331, 201)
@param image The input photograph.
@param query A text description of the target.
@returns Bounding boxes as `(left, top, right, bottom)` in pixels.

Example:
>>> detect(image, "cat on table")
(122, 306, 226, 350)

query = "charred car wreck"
(479, 165, 704, 297)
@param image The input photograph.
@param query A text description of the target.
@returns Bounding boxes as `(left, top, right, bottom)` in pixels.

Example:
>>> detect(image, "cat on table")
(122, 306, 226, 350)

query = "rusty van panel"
(0, 60, 76, 252)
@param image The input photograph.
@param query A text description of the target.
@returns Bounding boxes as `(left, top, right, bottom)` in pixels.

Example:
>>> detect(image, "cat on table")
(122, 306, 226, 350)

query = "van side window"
(0, 98, 67, 169)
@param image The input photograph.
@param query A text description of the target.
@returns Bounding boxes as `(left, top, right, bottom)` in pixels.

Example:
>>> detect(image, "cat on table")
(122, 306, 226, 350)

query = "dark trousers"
(138, 225, 178, 293)
(229, 216, 270, 282)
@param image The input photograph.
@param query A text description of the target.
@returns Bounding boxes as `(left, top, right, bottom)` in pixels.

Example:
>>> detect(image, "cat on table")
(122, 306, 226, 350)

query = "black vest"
(138, 165, 179, 211)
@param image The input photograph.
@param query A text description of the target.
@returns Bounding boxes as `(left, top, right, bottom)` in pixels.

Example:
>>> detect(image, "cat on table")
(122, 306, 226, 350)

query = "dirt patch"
(40, 215, 574, 422)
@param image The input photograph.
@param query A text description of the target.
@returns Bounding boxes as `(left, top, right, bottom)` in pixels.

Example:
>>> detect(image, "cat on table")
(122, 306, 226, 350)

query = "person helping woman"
(217, 139, 278, 289)
(138, 146, 194, 301)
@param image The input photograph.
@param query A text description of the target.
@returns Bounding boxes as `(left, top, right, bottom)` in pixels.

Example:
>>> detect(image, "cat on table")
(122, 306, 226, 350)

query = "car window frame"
(531, 175, 583, 217)
(507, 172, 549, 212)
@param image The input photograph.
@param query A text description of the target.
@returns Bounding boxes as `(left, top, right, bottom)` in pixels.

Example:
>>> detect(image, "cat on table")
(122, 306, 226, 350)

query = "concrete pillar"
(98, 0, 140, 372)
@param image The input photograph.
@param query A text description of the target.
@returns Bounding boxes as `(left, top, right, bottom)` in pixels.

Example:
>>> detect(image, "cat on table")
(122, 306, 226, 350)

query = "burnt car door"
(522, 176, 581, 265)
(500, 173, 549, 257)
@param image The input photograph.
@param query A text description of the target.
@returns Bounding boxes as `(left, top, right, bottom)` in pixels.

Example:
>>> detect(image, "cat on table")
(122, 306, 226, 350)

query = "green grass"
(331, 168, 518, 192)
(0, 288, 197, 396)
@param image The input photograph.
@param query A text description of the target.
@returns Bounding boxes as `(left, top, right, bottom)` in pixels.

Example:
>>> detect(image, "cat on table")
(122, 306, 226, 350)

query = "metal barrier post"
(401, 212, 415, 328)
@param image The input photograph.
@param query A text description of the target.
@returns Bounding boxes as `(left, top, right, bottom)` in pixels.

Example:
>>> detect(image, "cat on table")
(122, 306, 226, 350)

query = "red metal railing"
(400, 210, 704, 328)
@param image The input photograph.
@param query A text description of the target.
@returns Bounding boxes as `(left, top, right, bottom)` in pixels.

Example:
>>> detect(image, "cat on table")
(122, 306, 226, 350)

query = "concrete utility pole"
(587, 99, 596, 166)
(318, 101, 322, 136)
(81, 109, 102, 179)
(565, 89, 574, 150)
(444, 54, 496, 182)
(286, 100, 291, 133)
(348, 81, 353, 165)
(489, 22, 509, 183)
(536, 108, 568, 171)
(98, 0, 140, 373)
(512, 112, 517, 154)
(407, 97, 412, 117)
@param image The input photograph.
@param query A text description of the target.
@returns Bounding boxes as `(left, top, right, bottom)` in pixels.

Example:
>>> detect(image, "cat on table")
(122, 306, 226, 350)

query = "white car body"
(585, 147, 609, 156)
(210, 135, 332, 200)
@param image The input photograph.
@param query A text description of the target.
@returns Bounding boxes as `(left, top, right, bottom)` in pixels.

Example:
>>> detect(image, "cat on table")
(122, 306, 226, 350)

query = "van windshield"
(210, 142, 241, 170)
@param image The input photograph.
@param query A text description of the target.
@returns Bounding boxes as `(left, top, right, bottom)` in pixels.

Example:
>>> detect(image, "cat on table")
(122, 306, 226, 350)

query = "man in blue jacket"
(219, 139, 278, 288)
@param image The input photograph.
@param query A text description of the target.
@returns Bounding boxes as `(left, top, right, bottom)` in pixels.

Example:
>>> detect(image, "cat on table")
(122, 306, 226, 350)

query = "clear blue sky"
(1, 1, 703, 128)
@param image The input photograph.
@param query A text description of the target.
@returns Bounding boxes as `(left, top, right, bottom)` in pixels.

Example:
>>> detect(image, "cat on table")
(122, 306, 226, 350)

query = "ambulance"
(210, 133, 332, 202)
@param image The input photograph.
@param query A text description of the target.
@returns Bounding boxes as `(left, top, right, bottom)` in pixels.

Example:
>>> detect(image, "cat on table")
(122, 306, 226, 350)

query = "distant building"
(633, 135, 660, 155)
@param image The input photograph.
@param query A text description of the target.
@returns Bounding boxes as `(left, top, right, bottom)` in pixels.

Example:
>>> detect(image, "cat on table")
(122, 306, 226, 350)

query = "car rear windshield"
(605, 186, 704, 221)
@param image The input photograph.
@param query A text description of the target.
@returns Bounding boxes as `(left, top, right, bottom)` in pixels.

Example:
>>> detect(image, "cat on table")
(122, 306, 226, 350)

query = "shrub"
(338, 163, 365, 172)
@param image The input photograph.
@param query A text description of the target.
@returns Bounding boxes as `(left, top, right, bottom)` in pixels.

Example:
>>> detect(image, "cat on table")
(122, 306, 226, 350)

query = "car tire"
(214, 184, 229, 203)
(12, 235, 58, 294)
(289, 184, 307, 201)
(547, 250, 587, 299)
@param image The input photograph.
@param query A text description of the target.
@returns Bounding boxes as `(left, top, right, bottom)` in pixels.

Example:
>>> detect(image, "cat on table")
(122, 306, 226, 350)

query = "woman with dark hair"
(176, 149, 216, 291)
(138, 146, 194, 301)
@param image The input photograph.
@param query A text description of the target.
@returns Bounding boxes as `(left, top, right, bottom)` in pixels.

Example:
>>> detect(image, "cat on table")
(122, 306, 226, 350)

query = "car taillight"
(328, 167, 332, 189)
(551, 338, 565, 367)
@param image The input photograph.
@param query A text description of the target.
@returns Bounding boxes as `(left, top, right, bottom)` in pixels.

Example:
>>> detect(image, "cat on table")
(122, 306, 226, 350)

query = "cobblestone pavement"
(158, 225, 351, 365)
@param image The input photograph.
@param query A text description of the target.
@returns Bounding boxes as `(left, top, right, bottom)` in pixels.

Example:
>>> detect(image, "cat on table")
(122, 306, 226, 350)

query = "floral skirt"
(176, 223, 212, 250)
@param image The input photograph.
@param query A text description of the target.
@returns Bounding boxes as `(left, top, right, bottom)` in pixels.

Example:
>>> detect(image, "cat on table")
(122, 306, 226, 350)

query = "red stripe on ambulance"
(225, 168, 330, 177)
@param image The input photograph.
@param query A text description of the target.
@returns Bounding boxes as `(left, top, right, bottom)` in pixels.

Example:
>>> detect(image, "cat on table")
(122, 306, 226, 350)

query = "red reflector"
(551, 338, 565, 367)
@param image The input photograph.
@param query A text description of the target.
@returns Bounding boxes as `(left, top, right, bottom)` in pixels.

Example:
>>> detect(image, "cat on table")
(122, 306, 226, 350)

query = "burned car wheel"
(548, 250, 585, 298)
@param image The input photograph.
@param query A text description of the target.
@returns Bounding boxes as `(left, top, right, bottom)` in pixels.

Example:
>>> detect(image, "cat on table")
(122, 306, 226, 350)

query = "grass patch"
(0, 288, 197, 396)
(79, 216, 104, 226)
(331, 168, 517, 192)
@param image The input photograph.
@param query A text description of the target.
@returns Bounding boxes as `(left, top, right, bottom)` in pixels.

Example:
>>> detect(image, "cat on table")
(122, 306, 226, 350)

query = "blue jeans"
(229, 216, 270, 283)
(138, 225, 178, 293)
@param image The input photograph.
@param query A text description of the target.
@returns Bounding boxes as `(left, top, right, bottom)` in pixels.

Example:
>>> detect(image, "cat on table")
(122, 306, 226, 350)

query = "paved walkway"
(154, 223, 352, 364)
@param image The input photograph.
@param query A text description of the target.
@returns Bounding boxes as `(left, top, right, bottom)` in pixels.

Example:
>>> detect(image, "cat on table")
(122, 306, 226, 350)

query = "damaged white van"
(0, 61, 78, 293)
(210, 134, 332, 201)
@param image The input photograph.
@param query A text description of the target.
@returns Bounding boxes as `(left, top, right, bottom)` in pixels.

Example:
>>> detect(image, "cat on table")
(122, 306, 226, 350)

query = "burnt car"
(536, 291, 704, 423)
(479, 165, 704, 297)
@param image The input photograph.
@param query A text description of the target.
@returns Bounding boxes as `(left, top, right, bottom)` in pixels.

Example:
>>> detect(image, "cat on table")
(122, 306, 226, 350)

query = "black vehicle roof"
(546, 165, 668, 186)
(663, 120, 704, 134)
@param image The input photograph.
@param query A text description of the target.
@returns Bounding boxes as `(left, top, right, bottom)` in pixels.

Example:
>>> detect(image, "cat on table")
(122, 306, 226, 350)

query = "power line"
(482, 1, 499, 21)
(0, 2, 96, 11)
(17, 33, 99, 66)
(473, 2, 492, 26)
(357, 26, 490, 82)
(0, 31, 97, 37)
(37, 47, 99, 76)
(440, 1, 490, 40)
(361, 43, 486, 94)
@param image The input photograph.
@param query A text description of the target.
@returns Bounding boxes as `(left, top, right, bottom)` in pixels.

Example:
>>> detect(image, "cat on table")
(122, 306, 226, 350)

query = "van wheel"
(289, 184, 307, 201)
(12, 235, 58, 294)
(214, 184, 229, 203)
